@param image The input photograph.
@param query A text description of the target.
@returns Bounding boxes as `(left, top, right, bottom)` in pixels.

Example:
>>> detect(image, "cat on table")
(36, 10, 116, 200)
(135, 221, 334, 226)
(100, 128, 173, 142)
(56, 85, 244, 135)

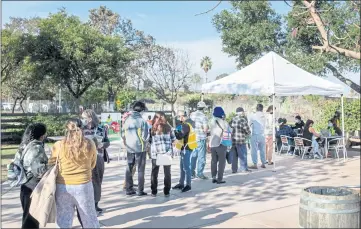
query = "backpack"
(215, 120, 232, 147)
(175, 123, 198, 150)
(7, 144, 31, 188)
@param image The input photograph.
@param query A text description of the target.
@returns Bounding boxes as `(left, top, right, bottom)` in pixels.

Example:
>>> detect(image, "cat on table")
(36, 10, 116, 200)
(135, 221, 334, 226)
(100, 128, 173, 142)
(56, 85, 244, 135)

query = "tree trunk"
(171, 103, 176, 128)
(325, 64, 360, 94)
(107, 84, 115, 112)
(19, 97, 25, 113)
(11, 98, 19, 114)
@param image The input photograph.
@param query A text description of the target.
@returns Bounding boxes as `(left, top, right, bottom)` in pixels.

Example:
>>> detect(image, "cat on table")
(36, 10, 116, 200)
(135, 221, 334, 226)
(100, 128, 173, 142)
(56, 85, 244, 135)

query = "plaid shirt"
(190, 110, 208, 140)
(150, 131, 176, 159)
(230, 115, 251, 145)
(276, 125, 296, 138)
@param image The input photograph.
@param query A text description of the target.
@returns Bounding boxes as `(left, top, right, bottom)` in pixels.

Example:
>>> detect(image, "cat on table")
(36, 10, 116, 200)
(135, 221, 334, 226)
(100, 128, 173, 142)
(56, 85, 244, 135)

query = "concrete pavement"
(1, 142, 360, 228)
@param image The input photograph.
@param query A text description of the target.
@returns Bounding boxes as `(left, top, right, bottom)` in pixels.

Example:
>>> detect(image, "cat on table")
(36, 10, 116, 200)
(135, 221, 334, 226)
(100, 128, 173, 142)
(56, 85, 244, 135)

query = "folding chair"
(328, 137, 348, 161)
(294, 137, 313, 159)
(279, 135, 293, 155)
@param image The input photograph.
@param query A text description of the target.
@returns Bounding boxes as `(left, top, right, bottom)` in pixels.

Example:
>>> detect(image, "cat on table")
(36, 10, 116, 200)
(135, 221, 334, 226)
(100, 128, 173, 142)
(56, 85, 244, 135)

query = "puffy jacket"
(122, 112, 149, 153)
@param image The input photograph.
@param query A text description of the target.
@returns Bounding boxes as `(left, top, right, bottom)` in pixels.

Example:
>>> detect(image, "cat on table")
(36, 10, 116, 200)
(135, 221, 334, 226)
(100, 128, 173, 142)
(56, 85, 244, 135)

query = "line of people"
(12, 100, 277, 229)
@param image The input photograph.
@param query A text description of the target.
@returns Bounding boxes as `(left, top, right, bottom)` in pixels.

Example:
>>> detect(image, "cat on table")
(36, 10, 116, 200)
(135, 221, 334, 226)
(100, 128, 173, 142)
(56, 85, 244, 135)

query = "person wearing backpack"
(209, 107, 230, 184)
(12, 123, 48, 229)
(121, 101, 149, 196)
(190, 101, 209, 180)
(173, 110, 196, 193)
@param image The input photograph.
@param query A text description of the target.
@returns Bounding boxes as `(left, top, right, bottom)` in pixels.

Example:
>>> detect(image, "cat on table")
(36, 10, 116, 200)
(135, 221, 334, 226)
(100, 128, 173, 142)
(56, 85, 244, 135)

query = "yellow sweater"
(51, 139, 97, 185)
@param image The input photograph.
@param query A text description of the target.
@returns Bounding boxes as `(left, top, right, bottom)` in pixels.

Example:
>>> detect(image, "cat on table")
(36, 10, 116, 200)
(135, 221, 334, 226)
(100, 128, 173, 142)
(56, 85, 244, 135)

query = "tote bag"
(156, 153, 172, 166)
(215, 120, 232, 147)
(29, 151, 59, 227)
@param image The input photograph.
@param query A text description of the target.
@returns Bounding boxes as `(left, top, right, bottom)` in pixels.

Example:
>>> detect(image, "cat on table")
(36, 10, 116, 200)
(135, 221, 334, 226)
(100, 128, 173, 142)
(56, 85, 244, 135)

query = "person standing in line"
(173, 110, 194, 193)
(15, 123, 48, 229)
(51, 119, 99, 228)
(190, 101, 209, 179)
(121, 110, 137, 191)
(80, 109, 110, 215)
(209, 107, 229, 184)
(150, 112, 175, 197)
(249, 104, 267, 169)
(265, 105, 275, 165)
(121, 101, 149, 196)
(230, 107, 252, 174)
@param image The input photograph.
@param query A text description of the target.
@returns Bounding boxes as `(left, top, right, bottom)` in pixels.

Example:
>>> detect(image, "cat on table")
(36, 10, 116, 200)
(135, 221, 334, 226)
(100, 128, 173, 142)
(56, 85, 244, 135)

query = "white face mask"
(328, 123, 333, 127)
(81, 119, 89, 127)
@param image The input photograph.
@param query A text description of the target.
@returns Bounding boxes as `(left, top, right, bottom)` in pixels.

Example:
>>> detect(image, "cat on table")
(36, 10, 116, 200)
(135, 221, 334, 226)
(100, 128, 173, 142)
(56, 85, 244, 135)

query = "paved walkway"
(1, 142, 360, 228)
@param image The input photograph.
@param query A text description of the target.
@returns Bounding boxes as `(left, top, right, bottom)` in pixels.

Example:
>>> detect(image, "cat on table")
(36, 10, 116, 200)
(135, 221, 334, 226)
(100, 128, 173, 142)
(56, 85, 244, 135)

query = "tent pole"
(341, 94, 346, 162)
(272, 93, 276, 172)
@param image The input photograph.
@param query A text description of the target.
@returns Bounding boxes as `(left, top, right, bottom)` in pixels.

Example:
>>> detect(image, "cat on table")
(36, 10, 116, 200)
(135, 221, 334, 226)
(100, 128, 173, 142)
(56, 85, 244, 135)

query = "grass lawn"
(1, 143, 54, 183)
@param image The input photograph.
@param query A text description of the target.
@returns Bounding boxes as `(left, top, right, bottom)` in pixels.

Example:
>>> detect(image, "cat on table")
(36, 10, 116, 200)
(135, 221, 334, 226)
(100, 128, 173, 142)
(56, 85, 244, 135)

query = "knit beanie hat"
(213, 107, 225, 118)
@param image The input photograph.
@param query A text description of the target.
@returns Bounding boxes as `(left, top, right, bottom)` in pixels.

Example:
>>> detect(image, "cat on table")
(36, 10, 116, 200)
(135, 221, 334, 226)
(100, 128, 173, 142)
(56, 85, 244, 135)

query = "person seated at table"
(292, 115, 305, 132)
(329, 118, 342, 136)
(303, 120, 323, 159)
(276, 118, 297, 155)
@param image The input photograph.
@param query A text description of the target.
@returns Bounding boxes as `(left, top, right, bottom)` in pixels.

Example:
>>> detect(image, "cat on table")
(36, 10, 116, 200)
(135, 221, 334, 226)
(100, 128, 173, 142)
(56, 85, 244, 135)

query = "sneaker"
(232, 171, 238, 174)
(126, 190, 136, 196)
(151, 193, 157, 197)
(172, 184, 184, 190)
(217, 181, 226, 184)
(212, 179, 217, 183)
(181, 185, 191, 193)
(164, 193, 170, 197)
(261, 164, 266, 168)
(249, 165, 258, 169)
(197, 174, 208, 180)
(287, 151, 294, 156)
(240, 169, 252, 173)
(268, 162, 274, 165)
(138, 191, 148, 196)
(191, 171, 196, 179)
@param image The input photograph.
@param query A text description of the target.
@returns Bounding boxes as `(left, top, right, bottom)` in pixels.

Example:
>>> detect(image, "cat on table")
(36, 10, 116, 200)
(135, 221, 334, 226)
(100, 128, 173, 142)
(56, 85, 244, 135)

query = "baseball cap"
(236, 107, 244, 113)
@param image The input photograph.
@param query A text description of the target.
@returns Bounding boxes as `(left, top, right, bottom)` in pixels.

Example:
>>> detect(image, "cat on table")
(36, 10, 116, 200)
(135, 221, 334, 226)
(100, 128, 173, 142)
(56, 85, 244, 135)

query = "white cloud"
(160, 37, 238, 82)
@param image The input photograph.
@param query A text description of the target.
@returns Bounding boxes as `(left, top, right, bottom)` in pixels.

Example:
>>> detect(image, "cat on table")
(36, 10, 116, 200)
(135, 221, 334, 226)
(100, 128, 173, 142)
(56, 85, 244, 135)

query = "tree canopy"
(212, 0, 360, 93)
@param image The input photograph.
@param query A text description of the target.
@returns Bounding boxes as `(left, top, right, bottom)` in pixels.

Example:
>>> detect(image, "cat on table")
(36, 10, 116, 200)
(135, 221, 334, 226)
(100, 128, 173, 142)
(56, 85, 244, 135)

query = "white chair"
(328, 137, 347, 161)
(279, 135, 293, 155)
(294, 137, 313, 159)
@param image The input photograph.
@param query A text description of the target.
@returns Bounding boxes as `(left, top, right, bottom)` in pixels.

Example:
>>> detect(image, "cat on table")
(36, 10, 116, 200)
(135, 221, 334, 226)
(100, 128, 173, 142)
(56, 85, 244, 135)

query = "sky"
(2, 1, 359, 95)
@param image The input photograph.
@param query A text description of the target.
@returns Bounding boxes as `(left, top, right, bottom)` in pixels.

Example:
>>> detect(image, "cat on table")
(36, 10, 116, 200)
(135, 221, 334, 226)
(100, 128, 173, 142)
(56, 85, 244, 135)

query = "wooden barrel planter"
(299, 186, 360, 228)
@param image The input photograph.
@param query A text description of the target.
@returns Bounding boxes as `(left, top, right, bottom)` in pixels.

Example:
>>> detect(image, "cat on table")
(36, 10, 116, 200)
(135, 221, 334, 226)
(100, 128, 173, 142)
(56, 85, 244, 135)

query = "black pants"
(150, 159, 171, 195)
(126, 152, 146, 193)
(20, 185, 39, 229)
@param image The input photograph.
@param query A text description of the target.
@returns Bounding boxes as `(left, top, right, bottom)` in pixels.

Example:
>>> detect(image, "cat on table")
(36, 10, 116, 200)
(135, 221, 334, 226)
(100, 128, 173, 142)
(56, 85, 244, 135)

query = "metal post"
(58, 86, 62, 113)
(341, 94, 346, 161)
(271, 52, 276, 172)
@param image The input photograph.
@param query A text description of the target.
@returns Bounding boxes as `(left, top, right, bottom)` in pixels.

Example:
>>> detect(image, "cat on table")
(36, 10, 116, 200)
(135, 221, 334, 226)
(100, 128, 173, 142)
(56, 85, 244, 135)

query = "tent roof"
(201, 51, 344, 96)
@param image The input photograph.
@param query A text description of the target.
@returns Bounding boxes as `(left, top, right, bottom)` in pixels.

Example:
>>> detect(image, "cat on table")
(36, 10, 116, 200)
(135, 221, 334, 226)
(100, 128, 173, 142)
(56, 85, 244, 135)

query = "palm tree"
(200, 56, 212, 83)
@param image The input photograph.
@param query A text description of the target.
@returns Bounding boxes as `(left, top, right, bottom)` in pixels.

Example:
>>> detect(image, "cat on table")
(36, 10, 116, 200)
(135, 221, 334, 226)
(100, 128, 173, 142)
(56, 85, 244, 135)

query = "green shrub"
(226, 112, 236, 123)
(31, 114, 78, 137)
(314, 99, 360, 133)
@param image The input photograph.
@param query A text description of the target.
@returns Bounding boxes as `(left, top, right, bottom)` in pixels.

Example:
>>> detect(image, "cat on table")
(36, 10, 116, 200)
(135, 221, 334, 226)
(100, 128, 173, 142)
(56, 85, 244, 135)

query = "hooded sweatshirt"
(122, 111, 149, 153)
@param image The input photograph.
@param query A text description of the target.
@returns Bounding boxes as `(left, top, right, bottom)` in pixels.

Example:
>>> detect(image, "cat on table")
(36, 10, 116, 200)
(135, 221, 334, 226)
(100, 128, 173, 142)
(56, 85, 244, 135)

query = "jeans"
(179, 150, 192, 187)
(251, 134, 267, 165)
(312, 136, 320, 154)
(126, 152, 146, 193)
(20, 185, 39, 229)
(191, 140, 207, 176)
(231, 144, 248, 172)
(211, 145, 227, 182)
(56, 182, 99, 228)
(151, 159, 171, 195)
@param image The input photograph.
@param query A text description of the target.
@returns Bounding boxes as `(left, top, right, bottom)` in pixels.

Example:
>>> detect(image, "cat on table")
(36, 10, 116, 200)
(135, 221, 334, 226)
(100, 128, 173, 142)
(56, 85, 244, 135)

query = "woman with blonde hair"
(51, 118, 99, 228)
(80, 109, 110, 214)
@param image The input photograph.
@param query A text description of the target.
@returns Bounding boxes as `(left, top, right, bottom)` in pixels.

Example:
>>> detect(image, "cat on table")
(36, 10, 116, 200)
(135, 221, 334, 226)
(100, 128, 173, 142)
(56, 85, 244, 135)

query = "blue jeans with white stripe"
(191, 140, 207, 177)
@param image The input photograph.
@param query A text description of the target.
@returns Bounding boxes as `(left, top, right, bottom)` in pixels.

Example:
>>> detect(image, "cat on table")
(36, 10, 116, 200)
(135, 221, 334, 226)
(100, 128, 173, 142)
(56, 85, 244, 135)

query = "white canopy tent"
(202, 51, 346, 168)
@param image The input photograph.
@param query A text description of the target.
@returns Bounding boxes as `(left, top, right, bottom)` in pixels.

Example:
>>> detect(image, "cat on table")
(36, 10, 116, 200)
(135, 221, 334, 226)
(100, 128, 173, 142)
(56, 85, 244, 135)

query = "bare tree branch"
(195, 1, 222, 16)
(302, 0, 361, 59)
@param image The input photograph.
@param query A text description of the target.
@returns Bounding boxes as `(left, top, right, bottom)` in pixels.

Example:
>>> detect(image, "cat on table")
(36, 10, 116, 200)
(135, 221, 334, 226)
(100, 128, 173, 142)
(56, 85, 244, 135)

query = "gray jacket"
(15, 140, 48, 180)
(122, 112, 149, 153)
(209, 117, 230, 148)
